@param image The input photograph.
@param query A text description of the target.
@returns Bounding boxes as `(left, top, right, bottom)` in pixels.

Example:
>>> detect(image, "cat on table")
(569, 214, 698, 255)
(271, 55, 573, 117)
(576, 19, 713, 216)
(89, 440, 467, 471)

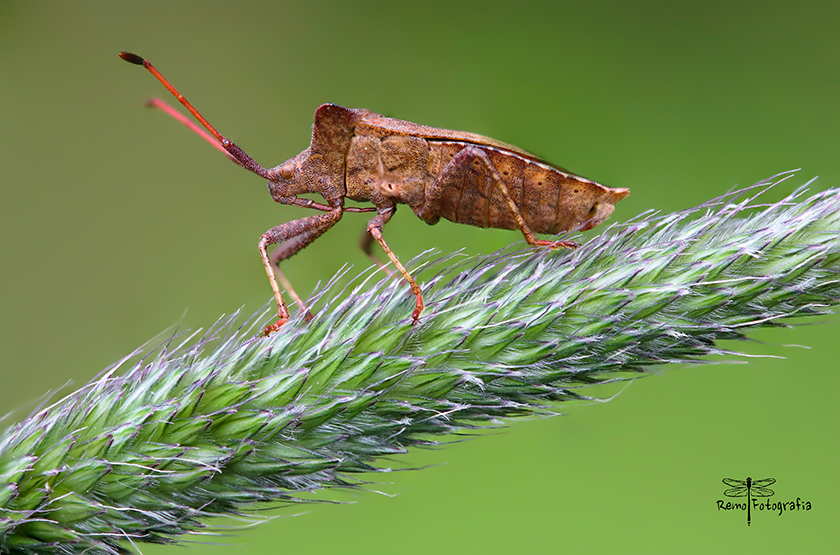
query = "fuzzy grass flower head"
(1, 171, 839, 554)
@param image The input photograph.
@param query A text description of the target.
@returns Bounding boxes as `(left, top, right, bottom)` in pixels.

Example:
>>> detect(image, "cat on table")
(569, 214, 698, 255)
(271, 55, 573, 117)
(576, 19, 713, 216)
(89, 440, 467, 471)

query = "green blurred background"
(1, 0, 838, 552)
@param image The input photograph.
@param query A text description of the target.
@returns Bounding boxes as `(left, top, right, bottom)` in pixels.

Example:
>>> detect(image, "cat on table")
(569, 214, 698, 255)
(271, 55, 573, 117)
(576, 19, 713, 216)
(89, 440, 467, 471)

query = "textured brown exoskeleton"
(119, 52, 629, 335)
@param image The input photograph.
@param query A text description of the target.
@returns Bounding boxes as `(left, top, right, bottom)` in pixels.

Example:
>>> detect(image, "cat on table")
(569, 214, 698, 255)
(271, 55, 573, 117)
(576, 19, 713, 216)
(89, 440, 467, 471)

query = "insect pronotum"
(119, 52, 629, 335)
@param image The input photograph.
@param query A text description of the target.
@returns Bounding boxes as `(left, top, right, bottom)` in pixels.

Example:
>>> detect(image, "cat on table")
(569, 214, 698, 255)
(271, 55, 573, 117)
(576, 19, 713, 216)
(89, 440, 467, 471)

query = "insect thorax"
(345, 134, 430, 209)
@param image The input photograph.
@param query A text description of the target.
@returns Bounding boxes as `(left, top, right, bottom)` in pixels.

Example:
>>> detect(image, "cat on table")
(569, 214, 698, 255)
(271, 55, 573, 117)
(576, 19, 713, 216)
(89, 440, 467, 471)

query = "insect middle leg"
(260, 208, 343, 335)
(359, 230, 393, 275)
(366, 205, 424, 322)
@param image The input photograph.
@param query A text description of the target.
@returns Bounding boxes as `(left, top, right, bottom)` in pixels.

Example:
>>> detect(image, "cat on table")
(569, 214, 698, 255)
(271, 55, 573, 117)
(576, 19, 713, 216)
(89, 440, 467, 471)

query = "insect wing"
(751, 478, 776, 487)
(355, 112, 572, 172)
(722, 478, 747, 488)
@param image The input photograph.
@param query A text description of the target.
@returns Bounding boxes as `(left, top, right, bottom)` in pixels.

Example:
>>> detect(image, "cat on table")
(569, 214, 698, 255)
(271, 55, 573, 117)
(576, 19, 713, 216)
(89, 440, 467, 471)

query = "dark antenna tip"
(119, 51, 146, 66)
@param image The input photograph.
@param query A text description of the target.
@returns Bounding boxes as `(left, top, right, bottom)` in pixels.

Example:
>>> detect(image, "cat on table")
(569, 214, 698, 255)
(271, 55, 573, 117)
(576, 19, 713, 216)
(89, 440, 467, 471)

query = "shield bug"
(119, 52, 629, 335)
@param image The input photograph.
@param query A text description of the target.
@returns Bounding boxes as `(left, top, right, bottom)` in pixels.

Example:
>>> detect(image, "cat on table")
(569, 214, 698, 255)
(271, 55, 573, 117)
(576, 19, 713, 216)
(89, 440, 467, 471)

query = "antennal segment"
(119, 51, 273, 179)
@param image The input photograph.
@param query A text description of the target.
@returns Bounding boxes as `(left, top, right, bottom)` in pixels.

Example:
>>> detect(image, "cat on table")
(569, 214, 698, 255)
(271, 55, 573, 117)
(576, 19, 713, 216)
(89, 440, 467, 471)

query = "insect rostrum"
(119, 52, 629, 335)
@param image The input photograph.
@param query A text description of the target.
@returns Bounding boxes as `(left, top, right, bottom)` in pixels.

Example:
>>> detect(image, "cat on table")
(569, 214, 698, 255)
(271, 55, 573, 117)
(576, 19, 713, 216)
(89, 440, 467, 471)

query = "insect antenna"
(118, 51, 273, 179)
(143, 97, 241, 165)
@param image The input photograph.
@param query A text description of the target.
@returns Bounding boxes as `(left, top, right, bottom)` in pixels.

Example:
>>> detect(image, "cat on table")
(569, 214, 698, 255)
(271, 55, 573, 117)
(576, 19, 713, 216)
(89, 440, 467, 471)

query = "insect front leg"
(366, 205, 424, 322)
(270, 218, 341, 322)
(260, 209, 343, 335)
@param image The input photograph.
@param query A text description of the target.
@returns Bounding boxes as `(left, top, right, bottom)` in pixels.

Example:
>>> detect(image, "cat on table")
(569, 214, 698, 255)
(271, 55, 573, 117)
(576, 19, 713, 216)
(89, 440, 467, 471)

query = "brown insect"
(119, 52, 629, 335)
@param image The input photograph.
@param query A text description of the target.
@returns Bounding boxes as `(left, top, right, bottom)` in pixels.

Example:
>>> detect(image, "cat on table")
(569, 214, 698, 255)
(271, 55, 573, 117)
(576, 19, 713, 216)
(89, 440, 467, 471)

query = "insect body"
(119, 52, 629, 335)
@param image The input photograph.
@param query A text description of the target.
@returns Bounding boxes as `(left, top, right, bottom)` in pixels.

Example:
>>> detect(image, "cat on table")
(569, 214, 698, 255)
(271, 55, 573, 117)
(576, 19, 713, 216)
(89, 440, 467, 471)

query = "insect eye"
(279, 164, 294, 179)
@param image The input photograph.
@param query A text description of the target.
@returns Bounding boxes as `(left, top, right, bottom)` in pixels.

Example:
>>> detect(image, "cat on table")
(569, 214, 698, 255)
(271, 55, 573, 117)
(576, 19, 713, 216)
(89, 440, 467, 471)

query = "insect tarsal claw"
(262, 318, 288, 337)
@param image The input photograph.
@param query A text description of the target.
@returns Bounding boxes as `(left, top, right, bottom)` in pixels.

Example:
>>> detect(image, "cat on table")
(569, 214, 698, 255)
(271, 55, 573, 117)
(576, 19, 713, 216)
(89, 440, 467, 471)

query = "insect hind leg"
(467, 147, 578, 249)
(424, 146, 577, 250)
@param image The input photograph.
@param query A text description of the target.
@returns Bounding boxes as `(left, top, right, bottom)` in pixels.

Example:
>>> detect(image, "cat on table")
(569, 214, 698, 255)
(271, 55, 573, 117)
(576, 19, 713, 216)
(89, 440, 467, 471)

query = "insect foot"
(262, 318, 288, 337)
(531, 239, 580, 250)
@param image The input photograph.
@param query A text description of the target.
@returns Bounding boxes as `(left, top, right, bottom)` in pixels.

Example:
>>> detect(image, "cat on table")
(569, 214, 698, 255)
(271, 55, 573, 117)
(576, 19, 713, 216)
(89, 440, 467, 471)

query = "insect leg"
(366, 206, 424, 322)
(270, 220, 343, 322)
(464, 147, 578, 250)
(359, 230, 393, 275)
(260, 209, 343, 335)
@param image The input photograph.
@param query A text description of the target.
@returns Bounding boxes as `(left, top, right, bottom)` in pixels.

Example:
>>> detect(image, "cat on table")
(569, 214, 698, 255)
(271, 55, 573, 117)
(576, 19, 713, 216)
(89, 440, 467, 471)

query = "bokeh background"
(2, 1, 838, 552)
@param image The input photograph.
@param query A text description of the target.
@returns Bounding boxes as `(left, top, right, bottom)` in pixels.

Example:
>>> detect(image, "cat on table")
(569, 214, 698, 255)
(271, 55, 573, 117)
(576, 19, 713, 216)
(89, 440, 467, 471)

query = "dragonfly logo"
(716, 477, 811, 525)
